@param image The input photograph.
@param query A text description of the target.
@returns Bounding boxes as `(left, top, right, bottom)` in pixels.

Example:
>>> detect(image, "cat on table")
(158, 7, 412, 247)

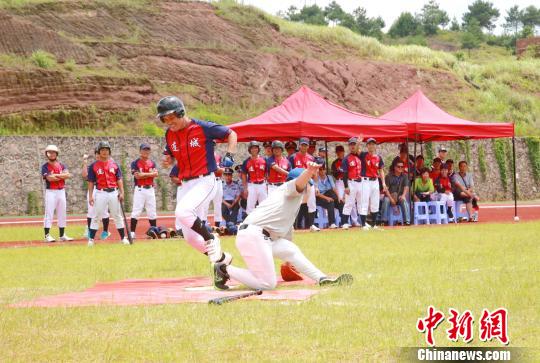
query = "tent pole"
(512, 136, 518, 220)
(325, 140, 329, 174)
(412, 136, 418, 223)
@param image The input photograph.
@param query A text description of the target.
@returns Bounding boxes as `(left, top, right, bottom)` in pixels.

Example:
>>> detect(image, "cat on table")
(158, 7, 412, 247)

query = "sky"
(238, 0, 538, 34)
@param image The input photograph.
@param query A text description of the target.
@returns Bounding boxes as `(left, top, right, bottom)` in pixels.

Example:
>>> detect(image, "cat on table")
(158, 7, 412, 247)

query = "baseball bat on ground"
(208, 290, 262, 305)
(119, 197, 133, 244)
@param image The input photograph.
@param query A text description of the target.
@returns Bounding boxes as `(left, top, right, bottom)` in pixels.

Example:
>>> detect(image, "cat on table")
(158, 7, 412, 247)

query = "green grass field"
(0, 222, 538, 361)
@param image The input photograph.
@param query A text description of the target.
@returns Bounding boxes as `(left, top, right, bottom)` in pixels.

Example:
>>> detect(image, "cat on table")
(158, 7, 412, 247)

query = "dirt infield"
(1, 204, 539, 249)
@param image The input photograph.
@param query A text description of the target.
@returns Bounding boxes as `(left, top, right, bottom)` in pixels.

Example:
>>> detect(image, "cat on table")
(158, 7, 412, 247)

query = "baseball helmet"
(248, 140, 260, 151)
(281, 262, 303, 281)
(285, 141, 297, 150)
(271, 140, 284, 150)
(286, 168, 313, 185)
(335, 145, 345, 152)
(96, 141, 111, 153)
(146, 226, 160, 239)
(263, 141, 272, 148)
(45, 145, 59, 156)
(156, 96, 185, 120)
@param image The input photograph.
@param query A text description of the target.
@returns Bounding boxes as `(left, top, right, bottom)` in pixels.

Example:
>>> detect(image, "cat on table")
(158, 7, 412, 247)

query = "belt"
(239, 224, 270, 238)
(183, 172, 211, 182)
(362, 177, 377, 181)
(136, 185, 153, 189)
(350, 178, 362, 182)
(268, 182, 283, 186)
(46, 188, 64, 190)
(249, 181, 265, 185)
(98, 188, 117, 192)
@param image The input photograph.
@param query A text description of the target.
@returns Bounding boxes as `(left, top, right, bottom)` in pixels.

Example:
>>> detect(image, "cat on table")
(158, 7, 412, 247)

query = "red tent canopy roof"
(229, 86, 407, 142)
(380, 90, 514, 141)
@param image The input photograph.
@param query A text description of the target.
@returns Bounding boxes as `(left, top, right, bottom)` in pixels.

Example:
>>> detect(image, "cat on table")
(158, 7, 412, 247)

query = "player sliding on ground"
(213, 162, 353, 290)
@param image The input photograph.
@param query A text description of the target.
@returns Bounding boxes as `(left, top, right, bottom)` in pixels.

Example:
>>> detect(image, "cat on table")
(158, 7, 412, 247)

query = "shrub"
(492, 139, 508, 193)
(30, 50, 57, 69)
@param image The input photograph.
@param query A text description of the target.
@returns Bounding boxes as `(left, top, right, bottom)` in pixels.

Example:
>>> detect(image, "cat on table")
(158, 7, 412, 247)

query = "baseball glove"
(280, 262, 303, 281)
(146, 226, 160, 239)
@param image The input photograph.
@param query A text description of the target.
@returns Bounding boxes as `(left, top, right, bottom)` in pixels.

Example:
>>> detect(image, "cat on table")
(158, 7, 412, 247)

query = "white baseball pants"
(87, 190, 110, 219)
(227, 224, 325, 290)
(131, 187, 157, 220)
(90, 189, 124, 230)
(360, 179, 380, 215)
(43, 189, 67, 228)
(246, 182, 268, 214)
(342, 180, 362, 216)
(203, 178, 223, 224)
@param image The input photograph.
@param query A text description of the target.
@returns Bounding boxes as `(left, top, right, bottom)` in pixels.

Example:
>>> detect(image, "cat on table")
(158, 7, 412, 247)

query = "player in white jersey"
(212, 162, 353, 290)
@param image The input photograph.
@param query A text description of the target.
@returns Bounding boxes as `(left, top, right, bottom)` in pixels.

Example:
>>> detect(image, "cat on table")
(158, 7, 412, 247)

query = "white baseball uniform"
(41, 161, 68, 229)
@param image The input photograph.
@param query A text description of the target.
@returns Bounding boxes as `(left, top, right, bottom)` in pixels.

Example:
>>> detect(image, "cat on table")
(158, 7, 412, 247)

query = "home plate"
(11, 276, 319, 308)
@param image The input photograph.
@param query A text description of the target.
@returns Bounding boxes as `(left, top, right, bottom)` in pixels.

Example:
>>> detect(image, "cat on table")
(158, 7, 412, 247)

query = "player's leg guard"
(102, 217, 110, 232)
(149, 219, 157, 227)
(130, 218, 138, 233)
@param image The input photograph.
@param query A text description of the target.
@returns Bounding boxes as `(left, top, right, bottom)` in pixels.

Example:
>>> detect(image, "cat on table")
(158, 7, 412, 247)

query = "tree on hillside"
(450, 17, 460, 31)
(462, 0, 500, 32)
(388, 12, 421, 38)
(324, 1, 346, 25)
(520, 6, 540, 32)
(285, 4, 328, 26)
(461, 18, 483, 55)
(351, 7, 385, 39)
(418, 0, 449, 35)
(504, 5, 523, 36)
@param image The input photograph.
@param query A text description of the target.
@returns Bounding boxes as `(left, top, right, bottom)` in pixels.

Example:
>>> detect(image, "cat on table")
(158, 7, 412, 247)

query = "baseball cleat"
(100, 231, 111, 240)
(362, 224, 372, 231)
(329, 223, 338, 229)
(130, 231, 136, 240)
(319, 274, 354, 286)
(309, 225, 321, 232)
(60, 235, 74, 241)
(213, 262, 230, 290)
(341, 223, 351, 230)
(44, 234, 56, 243)
(87, 239, 95, 247)
(205, 234, 222, 263)
(121, 237, 131, 245)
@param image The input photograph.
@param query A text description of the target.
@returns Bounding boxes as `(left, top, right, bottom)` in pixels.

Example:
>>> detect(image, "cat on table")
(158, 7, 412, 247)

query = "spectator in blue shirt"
(222, 168, 241, 224)
(315, 167, 342, 229)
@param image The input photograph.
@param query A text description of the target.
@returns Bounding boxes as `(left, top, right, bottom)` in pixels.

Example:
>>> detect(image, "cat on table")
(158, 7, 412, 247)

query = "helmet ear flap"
(175, 108, 185, 118)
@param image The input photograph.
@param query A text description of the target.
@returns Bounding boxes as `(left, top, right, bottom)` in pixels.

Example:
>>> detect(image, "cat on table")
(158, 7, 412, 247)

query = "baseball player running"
(359, 138, 387, 230)
(82, 149, 110, 240)
(41, 145, 73, 242)
(212, 162, 353, 290)
(340, 138, 363, 229)
(87, 141, 130, 246)
(242, 141, 268, 214)
(158, 95, 236, 265)
(266, 140, 291, 194)
(129, 143, 158, 240)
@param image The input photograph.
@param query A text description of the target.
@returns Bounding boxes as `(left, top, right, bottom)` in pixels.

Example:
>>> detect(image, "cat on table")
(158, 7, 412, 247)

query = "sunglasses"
(396, 165, 404, 168)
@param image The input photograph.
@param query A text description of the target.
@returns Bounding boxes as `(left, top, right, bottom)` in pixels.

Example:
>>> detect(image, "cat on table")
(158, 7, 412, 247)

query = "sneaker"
(130, 231, 136, 240)
(213, 262, 230, 290)
(372, 225, 383, 231)
(87, 238, 95, 247)
(362, 225, 372, 231)
(329, 223, 338, 229)
(319, 274, 354, 286)
(472, 212, 478, 222)
(121, 237, 131, 245)
(100, 231, 111, 240)
(83, 227, 89, 238)
(60, 235, 74, 241)
(44, 234, 56, 243)
(309, 225, 321, 232)
(205, 234, 222, 263)
(341, 223, 351, 230)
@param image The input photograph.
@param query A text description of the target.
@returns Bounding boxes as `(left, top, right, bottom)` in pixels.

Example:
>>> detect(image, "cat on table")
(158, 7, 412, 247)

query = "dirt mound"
(0, 1, 470, 123)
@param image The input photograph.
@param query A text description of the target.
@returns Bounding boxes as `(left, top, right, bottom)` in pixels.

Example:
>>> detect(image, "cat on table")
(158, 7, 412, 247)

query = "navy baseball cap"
(140, 143, 151, 150)
(439, 146, 448, 152)
(348, 137, 358, 144)
(335, 145, 345, 152)
(263, 141, 272, 148)
(223, 167, 233, 174)
(366, 138, 377, 144)
(286, 168, 313, 185)
(299, 137, 309, 145)
(285, 141, 297, 149)
(319, 147, 327, 152)
(309, 140, 317, 146)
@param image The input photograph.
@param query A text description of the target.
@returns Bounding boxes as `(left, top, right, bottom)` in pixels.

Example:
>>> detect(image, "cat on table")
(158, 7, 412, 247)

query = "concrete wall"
(0, 136, 538, 216)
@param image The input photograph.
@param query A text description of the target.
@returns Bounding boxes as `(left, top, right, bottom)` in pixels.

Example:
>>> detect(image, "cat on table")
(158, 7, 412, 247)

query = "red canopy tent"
(379, 90, 514, 142)
(380, 89, 517, 218)
(229, 86, 407, 142)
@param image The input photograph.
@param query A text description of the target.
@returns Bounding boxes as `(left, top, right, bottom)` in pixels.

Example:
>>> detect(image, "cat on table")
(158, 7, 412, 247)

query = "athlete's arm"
(88, 181, 95, 206)
(295, 162, 320, 193)
(226, 130, 238, 154)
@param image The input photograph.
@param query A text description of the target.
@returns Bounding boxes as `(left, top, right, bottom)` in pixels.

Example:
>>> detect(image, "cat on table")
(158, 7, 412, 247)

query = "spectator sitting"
(221, 168, 241, 225)
(234, 165, 248, 221)
(452, 160, 480, 222)
(438, 146, 448, 163)
(315, 167, 341, 229)
(413, 167, 434, 203)
(429, 157, 442, 180)
(382, 160, 411, 225)
(433, 164, 454, 219)
(315, 147, 327, 166)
